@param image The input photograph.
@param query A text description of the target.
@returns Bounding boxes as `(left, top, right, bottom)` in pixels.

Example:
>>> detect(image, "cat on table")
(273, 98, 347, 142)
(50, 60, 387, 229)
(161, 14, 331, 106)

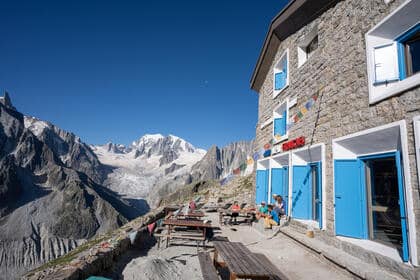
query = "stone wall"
(22, 208, 166, 280)
(255, 0, 420, 262)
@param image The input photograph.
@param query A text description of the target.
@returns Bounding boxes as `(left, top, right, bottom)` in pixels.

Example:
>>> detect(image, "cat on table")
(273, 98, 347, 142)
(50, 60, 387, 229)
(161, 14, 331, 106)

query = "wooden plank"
(224, 242, 253, 276)
(253, 253, 289, 280)
(213, 241, 271, 279)
(218, 242, 245, 275)
(213, 242, 241, 273)
(232, 243, 268, 276)
(163, 219, 212, 228)
(198, 252, 219, 280)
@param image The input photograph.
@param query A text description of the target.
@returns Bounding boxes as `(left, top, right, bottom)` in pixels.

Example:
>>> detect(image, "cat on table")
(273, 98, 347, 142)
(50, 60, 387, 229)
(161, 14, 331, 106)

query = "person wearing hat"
(256, 201, 268, 220)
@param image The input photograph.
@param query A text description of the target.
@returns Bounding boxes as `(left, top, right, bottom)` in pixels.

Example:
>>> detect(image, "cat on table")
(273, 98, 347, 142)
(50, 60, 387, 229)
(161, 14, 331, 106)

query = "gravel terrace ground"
(114, 212, 355, 280)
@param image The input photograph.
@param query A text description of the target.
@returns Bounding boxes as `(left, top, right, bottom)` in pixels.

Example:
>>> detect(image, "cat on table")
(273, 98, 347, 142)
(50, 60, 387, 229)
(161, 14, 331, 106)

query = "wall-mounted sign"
(282, 136, 305, 151)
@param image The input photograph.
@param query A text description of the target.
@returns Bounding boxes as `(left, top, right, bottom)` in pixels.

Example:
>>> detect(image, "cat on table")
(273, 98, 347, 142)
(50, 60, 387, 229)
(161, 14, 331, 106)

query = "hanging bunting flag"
(263, 149, 271, 158)
(253, 152, 260, 161)
(221, 90, 323, 185)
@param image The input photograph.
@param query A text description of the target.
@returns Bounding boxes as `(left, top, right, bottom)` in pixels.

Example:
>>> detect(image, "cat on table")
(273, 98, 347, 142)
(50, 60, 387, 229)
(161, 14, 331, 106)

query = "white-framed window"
(298, 26, 319, 67)
(273, 49, 289, 98)
(366, 0, 420, 104)
(273, 100, 289, 143)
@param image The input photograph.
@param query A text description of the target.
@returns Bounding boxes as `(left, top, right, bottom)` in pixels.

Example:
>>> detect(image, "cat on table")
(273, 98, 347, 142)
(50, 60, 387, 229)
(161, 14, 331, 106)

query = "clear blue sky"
(0, 0, 289, 149)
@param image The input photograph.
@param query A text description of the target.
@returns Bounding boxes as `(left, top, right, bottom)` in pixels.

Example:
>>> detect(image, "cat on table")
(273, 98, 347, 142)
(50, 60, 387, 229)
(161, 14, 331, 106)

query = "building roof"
(250, 0, 342, 92)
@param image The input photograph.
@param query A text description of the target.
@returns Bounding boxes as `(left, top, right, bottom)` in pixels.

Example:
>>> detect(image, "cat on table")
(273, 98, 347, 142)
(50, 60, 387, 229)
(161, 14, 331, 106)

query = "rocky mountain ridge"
(0, 93, 255, 279)
(0, 95, 142, 279)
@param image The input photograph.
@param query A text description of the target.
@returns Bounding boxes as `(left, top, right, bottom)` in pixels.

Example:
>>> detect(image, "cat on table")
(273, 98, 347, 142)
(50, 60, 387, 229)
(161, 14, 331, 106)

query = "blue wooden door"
(292, 165, 312, 219)
(395, 151, 409, 262)
(312, 162, 322, 228)
(271, 167, 289, 214)
(256, 170, 269, 204)
(334, 159, 367, 239)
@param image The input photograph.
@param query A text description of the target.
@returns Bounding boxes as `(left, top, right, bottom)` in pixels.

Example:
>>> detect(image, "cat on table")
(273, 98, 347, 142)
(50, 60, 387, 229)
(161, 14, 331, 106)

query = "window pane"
(275, 72, 286, 90)
(406, 31, 420, 76)
(306, 35, 318, 57)
(373, 44, 399, 83)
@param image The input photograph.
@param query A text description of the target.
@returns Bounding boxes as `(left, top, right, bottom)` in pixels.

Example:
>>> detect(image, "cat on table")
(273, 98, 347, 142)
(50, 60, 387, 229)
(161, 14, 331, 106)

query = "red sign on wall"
(282, 136, 305, 151)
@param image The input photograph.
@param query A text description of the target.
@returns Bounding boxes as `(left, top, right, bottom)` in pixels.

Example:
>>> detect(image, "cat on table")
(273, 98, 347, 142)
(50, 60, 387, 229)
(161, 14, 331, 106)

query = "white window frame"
(272, 99, 289, 144)
(298, 26, 318, 68)
(273, 49, 289, 98)
(365, 0, 420, 104)
(414, 116, 420, 205)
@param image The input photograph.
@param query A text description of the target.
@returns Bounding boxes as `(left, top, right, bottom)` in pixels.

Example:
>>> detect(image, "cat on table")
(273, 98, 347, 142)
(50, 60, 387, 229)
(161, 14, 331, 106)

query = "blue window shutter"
(274, 72, 285, 90)
(273, 118, 281, 136)
(373, 43, 399, 84)
(274, 110, 287, 137)
(281, 110, 287, 136)
(334, 159, 367, 239)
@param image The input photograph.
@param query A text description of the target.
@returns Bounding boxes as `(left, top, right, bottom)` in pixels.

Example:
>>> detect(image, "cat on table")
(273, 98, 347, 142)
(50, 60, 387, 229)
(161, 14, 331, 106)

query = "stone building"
(250, 0, 420, 275)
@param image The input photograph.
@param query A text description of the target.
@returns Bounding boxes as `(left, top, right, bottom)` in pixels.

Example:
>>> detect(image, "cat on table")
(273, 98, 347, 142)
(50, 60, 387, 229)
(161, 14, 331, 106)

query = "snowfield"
(92, 134, 206, 207)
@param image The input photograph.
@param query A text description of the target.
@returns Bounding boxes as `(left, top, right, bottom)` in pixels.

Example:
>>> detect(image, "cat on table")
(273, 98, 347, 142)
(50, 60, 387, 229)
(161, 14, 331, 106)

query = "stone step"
(280, 226, 407, 280)
(286, 219, 313, 234)
(251, 218, 282, 237)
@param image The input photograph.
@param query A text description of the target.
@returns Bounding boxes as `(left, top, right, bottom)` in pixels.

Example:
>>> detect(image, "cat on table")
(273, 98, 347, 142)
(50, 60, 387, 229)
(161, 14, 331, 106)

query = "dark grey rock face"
(190, 140, 255, 182)
(0, 98, 142, 279)
(164, 163, 186, 175)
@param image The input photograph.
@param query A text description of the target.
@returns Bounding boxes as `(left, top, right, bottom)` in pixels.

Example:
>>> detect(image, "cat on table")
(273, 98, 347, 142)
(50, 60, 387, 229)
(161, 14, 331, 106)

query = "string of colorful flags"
(219, 90, 322, 186)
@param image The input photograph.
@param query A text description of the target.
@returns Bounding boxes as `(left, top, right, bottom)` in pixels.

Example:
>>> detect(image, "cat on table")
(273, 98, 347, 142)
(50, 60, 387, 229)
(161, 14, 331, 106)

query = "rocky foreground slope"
(0, 95, 142, 279)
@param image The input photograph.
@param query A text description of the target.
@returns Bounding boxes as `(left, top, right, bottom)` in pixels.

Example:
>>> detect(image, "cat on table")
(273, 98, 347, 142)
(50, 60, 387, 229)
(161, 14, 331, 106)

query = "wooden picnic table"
(172, 210, 205, 218)
(162, 218, 212, 248)
(213, 241, 275, 280)
(219, 209, 256, 225)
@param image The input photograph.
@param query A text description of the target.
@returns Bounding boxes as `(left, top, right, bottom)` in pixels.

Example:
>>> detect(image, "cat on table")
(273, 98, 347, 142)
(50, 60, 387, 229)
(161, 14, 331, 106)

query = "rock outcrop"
(190, 140, 255, 182)
(0, 94, 141, 279)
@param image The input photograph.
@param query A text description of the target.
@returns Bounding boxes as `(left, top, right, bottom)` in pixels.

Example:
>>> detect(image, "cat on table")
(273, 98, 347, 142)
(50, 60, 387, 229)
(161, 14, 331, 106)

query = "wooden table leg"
(213, 250, 218, 267)
(203, 228, 206, 247)
(166, 225, 171, 248)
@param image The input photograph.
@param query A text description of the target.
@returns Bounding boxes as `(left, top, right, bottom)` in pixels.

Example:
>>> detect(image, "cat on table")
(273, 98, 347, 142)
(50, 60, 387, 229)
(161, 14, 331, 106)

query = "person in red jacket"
(230, 201, 241, 224)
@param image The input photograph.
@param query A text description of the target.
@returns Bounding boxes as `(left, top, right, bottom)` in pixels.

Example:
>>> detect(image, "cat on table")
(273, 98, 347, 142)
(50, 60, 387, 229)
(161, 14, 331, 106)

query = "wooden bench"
(253, 253, 289, 280)
(198, 252, 219, 280)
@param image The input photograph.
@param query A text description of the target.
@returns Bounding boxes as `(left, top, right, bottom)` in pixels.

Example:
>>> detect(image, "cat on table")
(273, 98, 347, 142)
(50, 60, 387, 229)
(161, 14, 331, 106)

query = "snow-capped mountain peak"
(92, 133, 207, 204)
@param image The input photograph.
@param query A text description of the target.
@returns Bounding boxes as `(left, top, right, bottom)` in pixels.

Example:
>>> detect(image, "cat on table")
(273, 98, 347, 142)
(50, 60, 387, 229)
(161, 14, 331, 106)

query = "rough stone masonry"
(253, 0, 420, 265)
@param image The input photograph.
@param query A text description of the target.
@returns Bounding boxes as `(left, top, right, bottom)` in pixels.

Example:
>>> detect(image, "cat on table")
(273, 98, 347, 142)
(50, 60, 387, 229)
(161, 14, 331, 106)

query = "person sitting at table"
(230, 201, 241, 224)
(189, 200, 197, 211)
(264, 204, 279, 229)
(256, 201, 268, 220)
